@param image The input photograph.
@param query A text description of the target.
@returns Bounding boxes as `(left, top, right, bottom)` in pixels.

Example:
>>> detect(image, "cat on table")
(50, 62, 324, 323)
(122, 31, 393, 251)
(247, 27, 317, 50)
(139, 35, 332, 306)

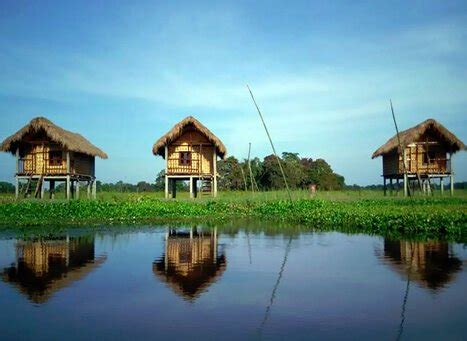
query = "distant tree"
(154, 170, 165, 191)
(301, 158, 345, 190)
(218, 156, 245, 190)
(136, 181, 153, 192)
(260, 154, 285, 189)
(0, 182, 15, 193)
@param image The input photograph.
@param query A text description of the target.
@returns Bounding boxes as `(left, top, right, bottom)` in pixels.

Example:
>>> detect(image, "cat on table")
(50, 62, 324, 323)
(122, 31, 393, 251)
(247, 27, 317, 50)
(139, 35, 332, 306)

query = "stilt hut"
(153, 228, 226, 301)
(372, 119, 465, 196)
(2, 237, 107, 304)
(152, 116, 227, 198)
(0, 117, 108, 200)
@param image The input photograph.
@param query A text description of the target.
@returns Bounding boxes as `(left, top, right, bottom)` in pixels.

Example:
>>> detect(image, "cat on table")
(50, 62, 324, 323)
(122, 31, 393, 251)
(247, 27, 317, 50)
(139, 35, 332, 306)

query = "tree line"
(218, 152, 345, 191)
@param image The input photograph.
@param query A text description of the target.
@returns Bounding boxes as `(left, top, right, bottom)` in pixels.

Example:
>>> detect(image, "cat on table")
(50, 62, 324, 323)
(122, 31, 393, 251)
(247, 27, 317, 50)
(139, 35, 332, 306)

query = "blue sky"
(0, 0, 466, 185)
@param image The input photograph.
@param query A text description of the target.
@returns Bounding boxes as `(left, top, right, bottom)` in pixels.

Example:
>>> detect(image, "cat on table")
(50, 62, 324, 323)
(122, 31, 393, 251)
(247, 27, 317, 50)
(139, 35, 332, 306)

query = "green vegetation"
(0, 190, 465, 241)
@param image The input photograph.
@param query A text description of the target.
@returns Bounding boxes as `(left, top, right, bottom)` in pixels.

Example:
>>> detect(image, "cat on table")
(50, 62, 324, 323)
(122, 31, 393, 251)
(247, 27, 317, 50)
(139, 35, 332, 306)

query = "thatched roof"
(372, 119, 465, 158)
(0, 117, 108, 158)
(152, 116, 227, 159)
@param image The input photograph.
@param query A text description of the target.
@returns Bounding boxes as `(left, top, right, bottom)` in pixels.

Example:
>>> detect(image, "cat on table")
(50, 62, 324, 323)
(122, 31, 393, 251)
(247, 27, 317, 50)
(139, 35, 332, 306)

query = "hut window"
(422, 151, 436, 164)
(179, 151, 192, 166)
(49, 151, 63, 166)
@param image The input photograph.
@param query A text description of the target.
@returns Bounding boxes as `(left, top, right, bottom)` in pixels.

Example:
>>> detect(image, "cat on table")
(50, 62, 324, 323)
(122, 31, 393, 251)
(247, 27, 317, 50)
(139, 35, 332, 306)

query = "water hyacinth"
(0, 197, 465, 241)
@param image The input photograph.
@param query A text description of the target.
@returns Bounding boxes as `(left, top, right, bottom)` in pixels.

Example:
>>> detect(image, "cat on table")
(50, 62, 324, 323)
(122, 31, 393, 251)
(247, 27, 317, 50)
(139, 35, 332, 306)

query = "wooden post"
(450, 174, 454, 196)
(396, 178, 400, 196)
(87, 181, 91, 199)
(15, 176, 19, 199)
(165, 145, 169, 199)
(383, 177, 387, 196)
(66, 175, 71, 200)
(440, 177, 444, 196)
(70, 180, 75, 199)
(92, 180, 97, 199)
(213, 146, 217, 197)
(389, 178, 393, 196)
(194, 178, 198, 198)
(450, 152, 454, 196)
(403, 173, 408, 197)
(76, 180, 80, 199)
(171, 178, 177, 199)
(40, 178, 45, 199)
(189, 177, 194, 199)
(50, 180, 55, 199)
(15, 148, 19, 199)
(165, 175, 169, 199)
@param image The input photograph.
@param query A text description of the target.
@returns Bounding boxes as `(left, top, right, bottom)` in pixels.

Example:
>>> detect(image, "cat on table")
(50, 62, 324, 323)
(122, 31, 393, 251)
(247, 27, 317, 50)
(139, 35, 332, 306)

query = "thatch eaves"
(152, 116, 227, 159)
(372, 119, 465, 159)
(0, 117, 108, 159)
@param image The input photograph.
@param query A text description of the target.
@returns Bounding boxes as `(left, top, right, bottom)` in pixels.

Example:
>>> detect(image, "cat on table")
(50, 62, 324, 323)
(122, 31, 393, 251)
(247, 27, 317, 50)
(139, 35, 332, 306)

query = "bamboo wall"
(167, 130, 214, 175)
(19, 143, 95, 177)
(382, 133, 449, 176)
(73, 153, 95, 176)
(165, 235, 216, 276)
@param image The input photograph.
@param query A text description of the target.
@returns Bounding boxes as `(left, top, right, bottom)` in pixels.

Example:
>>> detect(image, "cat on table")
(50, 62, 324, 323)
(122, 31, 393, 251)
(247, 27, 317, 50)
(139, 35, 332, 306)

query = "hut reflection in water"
(380, 239, 462, 291)
(153, 227, 226, 301)
(2, 236, 106, 303)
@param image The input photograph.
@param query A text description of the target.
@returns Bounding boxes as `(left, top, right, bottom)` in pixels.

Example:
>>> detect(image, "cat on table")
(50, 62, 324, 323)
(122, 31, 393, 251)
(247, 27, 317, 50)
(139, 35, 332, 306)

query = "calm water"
(0, 225, 466, 340)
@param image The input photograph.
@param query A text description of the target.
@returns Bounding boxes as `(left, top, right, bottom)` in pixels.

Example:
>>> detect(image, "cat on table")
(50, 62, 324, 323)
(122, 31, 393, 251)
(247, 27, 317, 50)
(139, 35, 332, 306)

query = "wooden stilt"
(389, 178, 393, 196)
(193, 178, 198, 198)
(171, 178, 177, 199)
(40, 177, 45, 199)
(450, 174, 454, 196)
(50, 180, 55, 199)
(189, 177, 194, 199)
(440, 177, 444, 196)
(15, 148, 19, 199)
(403, 173, 408, 197)
(383, 177, 387, 196)
(76, 180, 80, 199)
(15, 176, 19, 200)
(87, 181, 91, 199)
(92, 180, 97, 199)
(213, 146, 218, 197)
(396, 178, 400, 196)
(66, 176, 71, 200)
(165, 175, 169, 199)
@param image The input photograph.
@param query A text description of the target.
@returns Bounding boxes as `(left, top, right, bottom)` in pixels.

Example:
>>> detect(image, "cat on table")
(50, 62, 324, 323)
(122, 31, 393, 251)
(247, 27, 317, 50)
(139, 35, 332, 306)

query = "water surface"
(0, 225, 465, 340)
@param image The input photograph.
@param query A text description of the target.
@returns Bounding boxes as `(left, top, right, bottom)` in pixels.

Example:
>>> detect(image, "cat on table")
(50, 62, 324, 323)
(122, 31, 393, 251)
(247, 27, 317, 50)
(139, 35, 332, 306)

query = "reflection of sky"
(0, 228, 466, 340)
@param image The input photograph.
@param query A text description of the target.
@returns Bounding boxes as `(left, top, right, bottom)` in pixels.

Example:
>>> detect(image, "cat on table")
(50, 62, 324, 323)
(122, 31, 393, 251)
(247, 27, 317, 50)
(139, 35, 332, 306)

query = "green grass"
(0, 190, 466, 241)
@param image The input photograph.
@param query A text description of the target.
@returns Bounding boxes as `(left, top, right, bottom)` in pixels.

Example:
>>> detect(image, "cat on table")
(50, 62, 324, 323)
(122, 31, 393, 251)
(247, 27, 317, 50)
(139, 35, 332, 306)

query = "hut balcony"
(17, 150, 95, 178)
(166, 150, 213, 176)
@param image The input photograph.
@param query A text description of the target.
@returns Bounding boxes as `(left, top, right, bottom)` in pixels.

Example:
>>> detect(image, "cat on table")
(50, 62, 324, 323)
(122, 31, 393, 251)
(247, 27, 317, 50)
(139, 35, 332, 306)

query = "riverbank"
(0, 193, 465, 240)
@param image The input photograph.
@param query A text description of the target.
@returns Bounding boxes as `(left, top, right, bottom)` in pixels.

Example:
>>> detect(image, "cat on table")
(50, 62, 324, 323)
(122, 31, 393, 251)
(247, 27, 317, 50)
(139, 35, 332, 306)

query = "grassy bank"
(0, 190, 466, 240)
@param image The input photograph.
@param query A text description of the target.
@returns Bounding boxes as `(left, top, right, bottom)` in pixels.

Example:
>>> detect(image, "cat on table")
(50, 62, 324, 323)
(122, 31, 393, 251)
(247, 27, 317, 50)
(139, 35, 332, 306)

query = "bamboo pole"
(390, 100, 410, 197)
(247, 142, 255, 193)
(240, 166, 248, 191)
(247, 85, 292, 201)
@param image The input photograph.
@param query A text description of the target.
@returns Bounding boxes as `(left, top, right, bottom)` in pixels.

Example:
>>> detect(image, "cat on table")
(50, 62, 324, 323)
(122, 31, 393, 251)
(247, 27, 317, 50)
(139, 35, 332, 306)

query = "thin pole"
(240, 165, 248, 191)
(390, 100, 410, 197)
(247, 142, 255, 193)
(258, 236, 293, 336)
(247, 85, 292, 201)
